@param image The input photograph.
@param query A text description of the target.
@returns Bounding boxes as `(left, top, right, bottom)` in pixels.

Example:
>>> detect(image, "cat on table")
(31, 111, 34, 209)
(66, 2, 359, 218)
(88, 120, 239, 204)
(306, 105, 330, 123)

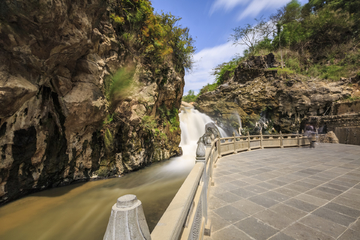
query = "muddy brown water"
(0, 155, 194, 240)
(0, 107, 218, 240)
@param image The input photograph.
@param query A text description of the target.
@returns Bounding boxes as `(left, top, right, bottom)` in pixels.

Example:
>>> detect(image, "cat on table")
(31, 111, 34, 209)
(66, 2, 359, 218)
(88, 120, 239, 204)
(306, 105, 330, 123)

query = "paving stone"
(284, 183, 310, 192)
(230, 188, 257, 198)
(259, 191, 289, 202)
(316, 186, 343, 195)
(208, 211, 231, 232)
(283, 222, 333, 240)
(333, 196, 360, 210)
(283, 198, 318, 212)
(241, 177, 263, 185)
(299, 214, 346, 238)
(216, 182, 242, 191)
(341, 192, 360, 201)
(324, 202, 360, 218)
(228, 180, 249, 187)
(273, 187, 301, 197)
(244, 185, 268, 194)
(330, 179, 357, 188)
(209, 195, 228, 210)
(213, 205, 248, 223)
(234, 217, 278, 240)
(312, 207, 355, 227)
(347, 188, 360, 196)
(256, 182, 278, 190)
(268, 232, 295, 240)
(230, 198, 266, 215)
(305, 189, 337, 200)
(270, 203, 307, 221)
(253, 209, 293, 230)
(299, 168, 323, 175)
(248, 195, 279, 208)
(338, 229, 360, 240)
(213, 191, 242, 203)
(211, 225, 253, 240)
(350, 218, 360, 231)
(207, 145, 360, 240)
(215, 176, 236, 184)
(321, 182, 349, 192)
(301, 177, 325, 186)
(294, 194, 328, 206)
(293, 181, 317, 189)
(267, 179, 288, 187)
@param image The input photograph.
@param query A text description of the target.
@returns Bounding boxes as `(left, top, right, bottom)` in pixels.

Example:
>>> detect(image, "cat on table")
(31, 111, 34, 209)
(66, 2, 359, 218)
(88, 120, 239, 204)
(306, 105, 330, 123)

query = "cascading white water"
(0, 105, 230, 240)
(233, 112, 242, 135)
(180, 106, 228, 146)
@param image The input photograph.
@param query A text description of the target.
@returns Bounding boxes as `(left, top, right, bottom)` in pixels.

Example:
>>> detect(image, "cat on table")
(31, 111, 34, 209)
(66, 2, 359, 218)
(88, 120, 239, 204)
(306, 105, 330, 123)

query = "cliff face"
(0, 1, 183, 204)
(196, 54, 358, 134)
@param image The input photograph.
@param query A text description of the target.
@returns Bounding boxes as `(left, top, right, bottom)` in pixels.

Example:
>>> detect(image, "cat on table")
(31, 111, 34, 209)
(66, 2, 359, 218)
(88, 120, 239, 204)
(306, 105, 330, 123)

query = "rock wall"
(196, 54, 356, 134)
(0, 1, 183, 204)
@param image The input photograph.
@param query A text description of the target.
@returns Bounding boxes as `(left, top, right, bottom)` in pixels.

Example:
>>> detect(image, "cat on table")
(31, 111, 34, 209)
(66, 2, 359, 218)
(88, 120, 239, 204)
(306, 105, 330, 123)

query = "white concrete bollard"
(103, 194, 151, 240)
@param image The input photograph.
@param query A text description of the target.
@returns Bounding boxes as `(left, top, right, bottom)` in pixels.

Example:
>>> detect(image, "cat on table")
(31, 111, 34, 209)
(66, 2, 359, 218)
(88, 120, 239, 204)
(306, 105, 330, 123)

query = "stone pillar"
(103, 195, 151, 240)
(217, 138, 221, 157)
(280, 131, 284, 148)
(296, 131, 300, 147)
(233, 132, 236, 153)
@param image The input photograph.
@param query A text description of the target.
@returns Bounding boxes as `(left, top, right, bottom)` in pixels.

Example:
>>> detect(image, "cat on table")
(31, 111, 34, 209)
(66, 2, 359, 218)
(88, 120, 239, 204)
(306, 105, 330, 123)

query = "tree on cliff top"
(231, 18, 276, 55)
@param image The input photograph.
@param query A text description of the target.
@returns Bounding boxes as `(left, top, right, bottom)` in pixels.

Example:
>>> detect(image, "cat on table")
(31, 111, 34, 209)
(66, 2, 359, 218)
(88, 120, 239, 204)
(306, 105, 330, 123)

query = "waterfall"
(179, 105, 227, 159)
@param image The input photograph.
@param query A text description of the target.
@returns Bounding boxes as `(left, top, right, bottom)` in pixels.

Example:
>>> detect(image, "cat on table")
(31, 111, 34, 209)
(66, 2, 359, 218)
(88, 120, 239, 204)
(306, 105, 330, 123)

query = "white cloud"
(210, 0, 250, 14)
(210, 0, 309, 20)
(184, 42, 247, 94)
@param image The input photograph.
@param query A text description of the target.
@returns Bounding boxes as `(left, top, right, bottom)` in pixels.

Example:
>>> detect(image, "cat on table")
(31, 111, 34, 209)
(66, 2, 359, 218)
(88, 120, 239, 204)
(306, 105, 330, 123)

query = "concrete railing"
(103, 132, 311, 240)
(219, 131, 311, 157)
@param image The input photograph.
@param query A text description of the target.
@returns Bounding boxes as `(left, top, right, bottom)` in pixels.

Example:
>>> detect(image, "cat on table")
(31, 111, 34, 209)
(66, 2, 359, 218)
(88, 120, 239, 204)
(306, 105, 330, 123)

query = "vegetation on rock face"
(205, 0, 359, 89)
(182, 90, 198, 102)
(105, 0, 195, 153)
(108, 0, 195, 72)
(194, 0, 360, 135)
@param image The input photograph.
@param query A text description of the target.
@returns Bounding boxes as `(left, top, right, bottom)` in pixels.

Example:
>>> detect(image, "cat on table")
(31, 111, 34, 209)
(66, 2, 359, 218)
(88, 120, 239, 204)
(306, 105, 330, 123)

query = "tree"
(182, 90, 197, 102)
(231, 18, 276, 55)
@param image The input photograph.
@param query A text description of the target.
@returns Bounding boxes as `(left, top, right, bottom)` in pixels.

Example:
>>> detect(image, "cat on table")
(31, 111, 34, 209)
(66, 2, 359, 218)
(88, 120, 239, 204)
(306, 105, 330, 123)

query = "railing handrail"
(104, 132, 316, 240)
(151, 162, 205, 240)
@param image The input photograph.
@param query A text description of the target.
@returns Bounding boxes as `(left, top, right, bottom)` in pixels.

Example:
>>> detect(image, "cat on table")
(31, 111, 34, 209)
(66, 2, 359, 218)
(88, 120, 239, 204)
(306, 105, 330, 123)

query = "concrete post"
(217, 138, 221, 157)
(103, 194, 151, 240)
(247, 132, 251, 151)
(297, 131, 300, 147)
(233, 132, 236, 153)
(280, 131, 284, 148)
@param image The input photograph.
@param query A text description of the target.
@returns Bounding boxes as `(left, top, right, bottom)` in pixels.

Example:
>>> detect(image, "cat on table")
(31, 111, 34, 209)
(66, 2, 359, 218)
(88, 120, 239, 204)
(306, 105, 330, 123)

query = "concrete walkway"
(205, 143, 360, 240)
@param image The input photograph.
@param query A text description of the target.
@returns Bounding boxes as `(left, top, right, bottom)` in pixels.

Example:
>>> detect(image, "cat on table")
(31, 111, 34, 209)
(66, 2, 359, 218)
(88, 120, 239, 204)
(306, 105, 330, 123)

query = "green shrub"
(182, 90, 198, 102)
(105, 65, 137, 105)
(200, 83, 218, 94)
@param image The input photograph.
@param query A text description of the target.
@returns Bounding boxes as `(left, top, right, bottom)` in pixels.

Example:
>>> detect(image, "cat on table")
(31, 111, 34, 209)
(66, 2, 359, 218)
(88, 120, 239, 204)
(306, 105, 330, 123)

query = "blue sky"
(151, 0, 309, 94)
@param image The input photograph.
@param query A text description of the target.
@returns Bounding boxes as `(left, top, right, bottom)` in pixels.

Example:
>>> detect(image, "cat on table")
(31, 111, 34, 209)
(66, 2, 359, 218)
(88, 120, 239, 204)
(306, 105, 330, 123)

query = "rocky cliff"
(0, 0, 184, 204)
(195, 54, 359, 134)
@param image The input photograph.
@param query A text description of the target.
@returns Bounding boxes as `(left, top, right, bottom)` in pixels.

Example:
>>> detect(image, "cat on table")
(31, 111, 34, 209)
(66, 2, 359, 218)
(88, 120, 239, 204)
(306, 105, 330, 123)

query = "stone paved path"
(205, 143, 360, 240)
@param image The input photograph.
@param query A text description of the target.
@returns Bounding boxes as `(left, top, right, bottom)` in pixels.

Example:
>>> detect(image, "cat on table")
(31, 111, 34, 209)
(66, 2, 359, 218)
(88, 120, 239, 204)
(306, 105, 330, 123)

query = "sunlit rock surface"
(196, 54, 359, 134)
(0, 0, 183, 204)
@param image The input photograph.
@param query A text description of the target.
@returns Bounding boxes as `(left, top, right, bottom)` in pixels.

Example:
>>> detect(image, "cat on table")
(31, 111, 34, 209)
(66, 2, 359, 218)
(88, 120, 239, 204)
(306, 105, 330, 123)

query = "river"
(0, 107, 215, 240)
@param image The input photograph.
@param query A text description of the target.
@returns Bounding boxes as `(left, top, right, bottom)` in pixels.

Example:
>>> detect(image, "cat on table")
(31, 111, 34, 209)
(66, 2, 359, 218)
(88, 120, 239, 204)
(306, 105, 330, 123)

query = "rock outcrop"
(0, 1, 183, 204)
(195, 54, 357, 134)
